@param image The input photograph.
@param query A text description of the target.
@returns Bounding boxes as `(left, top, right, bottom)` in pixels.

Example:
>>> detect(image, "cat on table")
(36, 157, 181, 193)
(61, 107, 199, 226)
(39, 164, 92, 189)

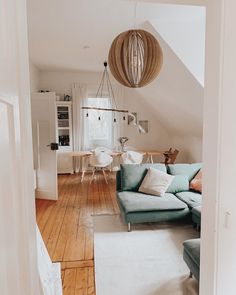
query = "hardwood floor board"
(61, 260, 94, 270)
(62, 206, 81, 261)
(41, 181, 70, 255)
(91, 179, 100, 216)
(36, 172, 119, 294)
(101, 175, 117, 215)
(97, 176, 109, 214)
(84, 227, 94, 261)
(61, 270, 65, 283)
(88, 267, 95, 295)
(63, 268, 77, 295)
(37, 200, 56, 232)
(45, 206, 69, 257)
(52, 181, 78, 261)
(62, 180, 82, 260)
(75, 267, 88, 295)
(45, 176, 74, 255)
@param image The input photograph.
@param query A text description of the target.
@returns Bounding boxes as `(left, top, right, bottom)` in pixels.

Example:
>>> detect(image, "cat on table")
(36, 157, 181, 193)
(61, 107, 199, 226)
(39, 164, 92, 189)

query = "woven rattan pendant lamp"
(108, 29, 163, 88)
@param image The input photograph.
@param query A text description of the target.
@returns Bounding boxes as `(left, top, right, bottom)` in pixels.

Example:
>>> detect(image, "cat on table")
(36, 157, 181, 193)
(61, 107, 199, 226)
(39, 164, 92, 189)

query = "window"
(84, 97, 113, 149)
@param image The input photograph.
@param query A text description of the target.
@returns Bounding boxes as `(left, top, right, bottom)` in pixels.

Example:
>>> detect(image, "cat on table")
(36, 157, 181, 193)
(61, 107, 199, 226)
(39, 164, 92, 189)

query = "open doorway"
(28, 1, 206, 294)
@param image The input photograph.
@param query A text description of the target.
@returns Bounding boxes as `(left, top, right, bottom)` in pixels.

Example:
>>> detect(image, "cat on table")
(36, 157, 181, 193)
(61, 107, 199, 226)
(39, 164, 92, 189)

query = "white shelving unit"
(56, 101, 74, 174)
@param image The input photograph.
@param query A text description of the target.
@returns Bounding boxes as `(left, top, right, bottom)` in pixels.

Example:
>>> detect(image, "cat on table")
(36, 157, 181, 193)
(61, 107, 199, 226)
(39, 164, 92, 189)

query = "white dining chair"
(121, 151, 143, 164)
(89, 150, 113, 184)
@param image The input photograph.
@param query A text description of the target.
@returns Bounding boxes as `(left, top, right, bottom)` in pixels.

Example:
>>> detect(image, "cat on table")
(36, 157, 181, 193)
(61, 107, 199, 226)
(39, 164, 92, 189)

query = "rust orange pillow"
(190, 169, 202, 193)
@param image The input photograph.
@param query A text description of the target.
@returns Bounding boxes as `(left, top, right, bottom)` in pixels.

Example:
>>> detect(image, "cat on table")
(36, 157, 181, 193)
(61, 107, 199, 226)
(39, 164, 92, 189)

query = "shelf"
(58, 127, 70, 130)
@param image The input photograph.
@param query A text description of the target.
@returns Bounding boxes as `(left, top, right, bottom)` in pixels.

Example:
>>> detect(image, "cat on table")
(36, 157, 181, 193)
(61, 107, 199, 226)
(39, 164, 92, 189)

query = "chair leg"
(150, 155, 153, 164)
(102, 169, 108, 184)
(145, 155, 150, 163)
(90, 168, 96, 184)
(189, 272, 193, 278)
(81, 156, 89, 182)
(81, 170, 85, 183)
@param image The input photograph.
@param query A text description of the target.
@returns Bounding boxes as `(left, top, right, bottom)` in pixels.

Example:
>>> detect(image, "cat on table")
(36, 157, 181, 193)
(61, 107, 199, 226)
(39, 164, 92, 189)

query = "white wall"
(29, 61, 40, 92)
(39, 70, 171, 158)
(39, 70, 101, 98)
(171, 135, 202, 163)
(38, 55, 203, 162)
(39, 71, 170, 156)
(123, 88, 171, 152)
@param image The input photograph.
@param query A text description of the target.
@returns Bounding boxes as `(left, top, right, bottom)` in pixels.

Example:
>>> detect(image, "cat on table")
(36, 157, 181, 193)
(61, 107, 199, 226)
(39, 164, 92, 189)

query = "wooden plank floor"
(36, 172, 120, 295)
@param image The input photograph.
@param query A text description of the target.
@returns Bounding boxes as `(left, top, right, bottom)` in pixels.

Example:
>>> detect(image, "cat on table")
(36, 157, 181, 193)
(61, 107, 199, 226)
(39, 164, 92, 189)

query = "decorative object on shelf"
(82, 62, 129, 119)
(108, 29, 163, 88)
(118, 136, 129, 152)
(64, 94, 71, 101)
(128, 112, 137, 125)
(138, 120, 149, 133)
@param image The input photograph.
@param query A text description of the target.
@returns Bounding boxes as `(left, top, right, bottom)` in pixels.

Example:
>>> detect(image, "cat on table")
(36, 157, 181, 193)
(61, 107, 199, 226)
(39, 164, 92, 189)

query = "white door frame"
(22, 0, 236, 293)
(201, 1, 236, 294)
(0, 0, 41, 293)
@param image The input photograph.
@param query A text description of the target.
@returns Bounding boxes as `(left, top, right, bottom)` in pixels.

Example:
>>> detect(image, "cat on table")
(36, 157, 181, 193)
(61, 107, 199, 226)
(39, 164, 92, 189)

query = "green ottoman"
(183, 238, 200, 282)
(192, 206, 201, 230)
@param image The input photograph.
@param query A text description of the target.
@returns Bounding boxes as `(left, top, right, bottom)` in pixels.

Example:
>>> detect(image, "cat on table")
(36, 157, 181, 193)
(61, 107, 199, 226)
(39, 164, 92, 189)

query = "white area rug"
(93, 215, 199, 295)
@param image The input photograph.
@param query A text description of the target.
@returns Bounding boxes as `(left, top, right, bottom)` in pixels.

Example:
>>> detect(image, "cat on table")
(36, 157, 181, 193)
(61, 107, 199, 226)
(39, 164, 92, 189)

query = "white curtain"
(72, 83, 124, 171)
(72, 83, 88, 172)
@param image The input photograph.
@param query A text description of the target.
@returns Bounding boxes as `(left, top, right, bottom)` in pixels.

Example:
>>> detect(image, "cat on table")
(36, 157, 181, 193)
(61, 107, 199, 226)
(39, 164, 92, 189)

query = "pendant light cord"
(96, 62, 118, 110)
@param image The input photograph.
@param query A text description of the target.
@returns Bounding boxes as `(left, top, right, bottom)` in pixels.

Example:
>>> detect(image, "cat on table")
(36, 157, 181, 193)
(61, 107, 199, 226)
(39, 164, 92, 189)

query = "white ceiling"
(27, 0, 204, 72)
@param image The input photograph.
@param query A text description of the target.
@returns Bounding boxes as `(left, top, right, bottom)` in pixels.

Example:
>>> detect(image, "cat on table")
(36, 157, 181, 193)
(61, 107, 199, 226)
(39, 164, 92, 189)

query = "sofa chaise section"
(117, 191, 190, 230)
(175, 191, 202, 209)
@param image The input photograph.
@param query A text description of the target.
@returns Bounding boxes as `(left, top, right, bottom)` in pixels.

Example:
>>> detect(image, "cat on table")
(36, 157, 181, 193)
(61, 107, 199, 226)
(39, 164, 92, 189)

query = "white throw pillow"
(139, 168, 175, 197)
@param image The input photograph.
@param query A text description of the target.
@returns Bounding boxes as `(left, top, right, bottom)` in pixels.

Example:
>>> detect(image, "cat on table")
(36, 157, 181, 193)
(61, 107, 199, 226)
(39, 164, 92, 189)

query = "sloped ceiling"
(27, 0, 205, 72)
(136, 22, 204, 136)
(151, 14, 205, 86)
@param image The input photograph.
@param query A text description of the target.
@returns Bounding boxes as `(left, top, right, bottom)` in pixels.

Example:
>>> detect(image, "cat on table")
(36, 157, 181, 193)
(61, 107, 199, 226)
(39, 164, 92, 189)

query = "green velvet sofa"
(183, 238, 200, 281)
(116, 163, 202, 231)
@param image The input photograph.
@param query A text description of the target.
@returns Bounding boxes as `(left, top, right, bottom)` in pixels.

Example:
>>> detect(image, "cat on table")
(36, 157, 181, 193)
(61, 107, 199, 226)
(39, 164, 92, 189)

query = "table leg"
(81, 156, 89, 182)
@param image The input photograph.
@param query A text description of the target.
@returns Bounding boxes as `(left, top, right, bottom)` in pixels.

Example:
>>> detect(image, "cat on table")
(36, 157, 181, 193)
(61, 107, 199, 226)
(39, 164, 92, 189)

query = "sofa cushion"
(120, 164, 167, 191)
(175, 192, 202, 208)
(183, 239, 200, 267)
(166, 175, 189, 194)
(167, 163, 202, 181)
(117, 191, 188, 213)
(190, 169, 202, 193)
(139, 168, 174, 197)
